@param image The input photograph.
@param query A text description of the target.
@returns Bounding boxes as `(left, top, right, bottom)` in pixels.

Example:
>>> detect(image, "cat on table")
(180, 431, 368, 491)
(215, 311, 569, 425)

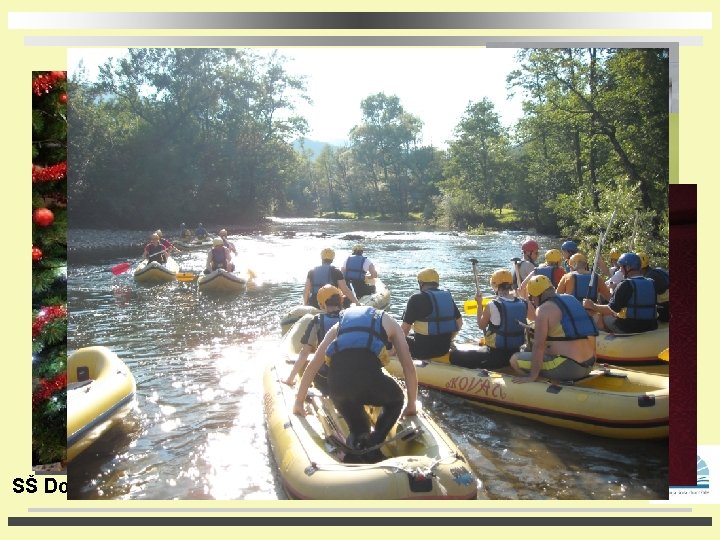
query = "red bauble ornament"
(32, 246, 43, 261)
(33, 208, 55, 227)
(59, 93, 68, 104)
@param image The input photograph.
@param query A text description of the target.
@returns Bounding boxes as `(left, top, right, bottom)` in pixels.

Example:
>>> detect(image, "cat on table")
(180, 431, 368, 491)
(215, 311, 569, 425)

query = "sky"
(68, 47, 526, 149)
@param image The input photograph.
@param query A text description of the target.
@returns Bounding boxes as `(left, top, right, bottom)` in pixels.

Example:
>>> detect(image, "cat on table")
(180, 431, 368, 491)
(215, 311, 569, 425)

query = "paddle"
(587, 208, 617, 299)
(463, 257, 491, 315)
(658, 348, 669, 362)
(111, 248, 169, 276)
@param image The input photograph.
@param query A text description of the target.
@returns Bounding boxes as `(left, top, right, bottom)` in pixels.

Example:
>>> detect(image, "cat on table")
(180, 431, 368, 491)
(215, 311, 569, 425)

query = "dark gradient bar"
(6, 516, 713, 526)
(668, 184, 697, 487)
(8, 12, 712, 30)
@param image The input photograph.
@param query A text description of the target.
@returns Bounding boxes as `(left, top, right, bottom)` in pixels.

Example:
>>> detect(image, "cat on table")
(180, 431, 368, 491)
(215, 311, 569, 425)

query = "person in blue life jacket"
(341, 244, 378, 299)
(283, 285, 346, 393)
(637, 251, 670, 323)
(303, 248, 358, 308)
(450, 269, 535, 370)
(205, 237, 234, 273)
(582, 252, 659, 334)
(511, 238, 540, 289)
(518, 249, 566, 298)
(510, 275, 599, 383)
(142, 233, 167, 264)
(555, 252, 612, 303)
(401, 267, 463, 360)
(560, 240, 579, 272)
(195, 222, 209, 240)
(293, 305, 418, 464)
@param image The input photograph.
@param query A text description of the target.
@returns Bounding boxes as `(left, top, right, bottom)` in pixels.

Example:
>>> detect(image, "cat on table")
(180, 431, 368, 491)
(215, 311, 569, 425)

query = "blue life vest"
(624, 276, 658, 321)
(316, 312, 340, 341)
(547, 294, 599, 340)
(571, 272, 598, 302)
(326, 306, 388, 358)
(414, 288, 458, 336)
(211, 246, 227, 267)
(485, 297, 528, 350)
(344, 255, 367, 281)
(311, 264, 333, 295)
(534, 265, 562, 287)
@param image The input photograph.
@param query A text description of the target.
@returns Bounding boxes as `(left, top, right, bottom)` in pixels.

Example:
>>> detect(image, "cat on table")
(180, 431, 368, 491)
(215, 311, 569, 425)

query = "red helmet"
(521, 239, 539, 253)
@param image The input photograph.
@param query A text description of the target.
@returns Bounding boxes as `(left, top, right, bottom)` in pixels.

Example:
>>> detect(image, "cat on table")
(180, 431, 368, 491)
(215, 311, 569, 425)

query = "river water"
(66, 218, 668, 500)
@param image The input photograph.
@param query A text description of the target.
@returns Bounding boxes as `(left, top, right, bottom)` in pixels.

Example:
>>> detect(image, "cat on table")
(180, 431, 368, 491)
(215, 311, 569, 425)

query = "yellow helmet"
(151, 233, 160, 241)
(212, 237, 223, 247)
(417, 267, 440, 284)
(527, 274, 553, 297)
(352, 244, 364, 253)
(637, 252, 650, 269)
(490, 269, 513, 291)
(569, 252, 587, 268)
(155, 229, 163, 237)
(544, 249, 562, 264)
(317, 284, 343, 309)
(609, 247, 622, 263)
(219, 229, 228, 236)
(320, 248, 335, 261)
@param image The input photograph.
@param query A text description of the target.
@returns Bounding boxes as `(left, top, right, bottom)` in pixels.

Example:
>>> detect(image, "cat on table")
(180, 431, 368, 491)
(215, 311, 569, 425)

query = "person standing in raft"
(451, 270, 534, 370)
(142, 233, 168, 264)
(293, 305, 418, 464)
(401, 268, 463, 360)
(510, 274, 598, 383)
(283, 285, 344, 393)
(341, 244, 378, 299)
(205, 237, 234, 273)
(303, 248, 358, 308)
(511, 239, 540, 289)
(583, 252, 659, 333)
(555, 252, 612, 303)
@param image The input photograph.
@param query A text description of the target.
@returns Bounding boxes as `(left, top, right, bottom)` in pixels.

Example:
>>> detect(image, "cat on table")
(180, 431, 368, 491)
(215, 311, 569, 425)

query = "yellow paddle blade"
(176, 272, 198, 282)
(658, 348, 669, 362)
(463, 297, 492, 315)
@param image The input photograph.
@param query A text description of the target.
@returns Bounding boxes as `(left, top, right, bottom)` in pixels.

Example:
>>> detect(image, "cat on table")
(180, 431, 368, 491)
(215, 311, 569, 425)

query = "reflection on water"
(67, 219, 667, 500)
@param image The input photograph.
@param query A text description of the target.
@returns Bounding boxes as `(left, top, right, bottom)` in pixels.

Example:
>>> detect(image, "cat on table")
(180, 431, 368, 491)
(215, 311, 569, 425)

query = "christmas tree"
(32, 71, 68, 466)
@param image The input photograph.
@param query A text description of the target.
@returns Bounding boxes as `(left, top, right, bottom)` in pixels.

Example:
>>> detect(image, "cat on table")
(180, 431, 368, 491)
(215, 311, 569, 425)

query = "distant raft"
(133, 256, 179, 284)
(384, 345, 669, 440)
(263, 317, 479, 500)
(279, 278, 390, 335)
(197, 268, 248, 294)
(67, 346, 136, 462)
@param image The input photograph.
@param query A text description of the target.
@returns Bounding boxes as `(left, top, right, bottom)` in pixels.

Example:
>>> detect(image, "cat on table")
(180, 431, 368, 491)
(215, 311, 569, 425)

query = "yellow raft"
(280, 277, 390, 335)
(67, 346, 136, 462)
(595, 322, 669, 373)
(384, 346, 669, 440)
(197, 268, 248, 294)
(264, 317, 479, 500)
(133, 256, 179, 284)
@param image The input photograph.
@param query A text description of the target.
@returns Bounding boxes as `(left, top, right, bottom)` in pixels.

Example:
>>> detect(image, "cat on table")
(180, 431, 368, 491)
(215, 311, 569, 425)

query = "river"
(66, 218, 668, 500)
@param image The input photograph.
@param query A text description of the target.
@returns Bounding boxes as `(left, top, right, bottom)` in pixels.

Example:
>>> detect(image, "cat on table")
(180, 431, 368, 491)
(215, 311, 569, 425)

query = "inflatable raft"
(197, 268, 248, 294)
(67, 346, 136, 462)
(280, 278, 390, 335)
(176, 238, 212, 250)
(264, 323, 478, 499)
(133, 256, 179, 284)
(595, 322, 669, 373)
(384, 346, 668, 440)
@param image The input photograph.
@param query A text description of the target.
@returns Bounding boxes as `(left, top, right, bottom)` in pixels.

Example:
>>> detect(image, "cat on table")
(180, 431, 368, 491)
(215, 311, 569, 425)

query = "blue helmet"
(617, 252, 641, 271)
(561, 240, 578, 254)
